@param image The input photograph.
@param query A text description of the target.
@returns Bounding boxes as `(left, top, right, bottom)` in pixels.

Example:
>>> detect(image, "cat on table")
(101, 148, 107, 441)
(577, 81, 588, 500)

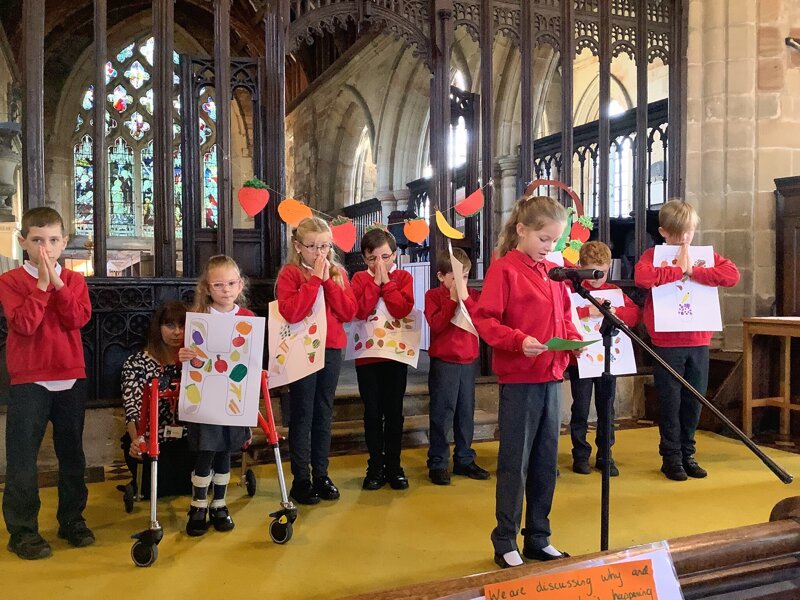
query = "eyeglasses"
(209, 279, 241, 291)
(365, 254, 394, 264)
(297, 242, 333, 253)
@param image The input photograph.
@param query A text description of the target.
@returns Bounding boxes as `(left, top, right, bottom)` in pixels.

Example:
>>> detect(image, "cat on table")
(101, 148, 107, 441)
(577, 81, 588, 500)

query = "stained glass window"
(82, 86, 94, 111)
(125, 60, 150, 90)
(140, 89, 154, 115)
(123, 111, 150, 141)
(174, 147, 183, 239)
(199, 118, 212, 145)
(108, 137, 136, 236)
(108, 85, 133, 113)
(73, 135, 94, 238)
(141, 142, 155, 237)
(116, 43, 134, 63)
(203, 145, 218, 229)
(201, 96, 216, 122)
(75, 114, 84, 132)
(105, 62, 117, 85)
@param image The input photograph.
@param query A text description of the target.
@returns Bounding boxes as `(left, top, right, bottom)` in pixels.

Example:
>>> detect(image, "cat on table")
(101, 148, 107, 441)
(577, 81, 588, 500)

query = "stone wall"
(685, 0, 799, 349)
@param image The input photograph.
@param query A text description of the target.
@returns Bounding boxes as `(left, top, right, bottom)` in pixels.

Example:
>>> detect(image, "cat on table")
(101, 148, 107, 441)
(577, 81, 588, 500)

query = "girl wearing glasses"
(276, 217, 357, 505)
(178, 255, 254, 536)
(351, 227, 415, 491)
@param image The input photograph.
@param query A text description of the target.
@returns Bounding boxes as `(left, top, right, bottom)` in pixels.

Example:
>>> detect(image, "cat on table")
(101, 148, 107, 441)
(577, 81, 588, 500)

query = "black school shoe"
(209, 506, 235, 531)
(387, 469, 409, 490)
(429, 468, 451, 485)
(313, 476, 340, 501)
(290, 479, 321, 505)
(362, 469, 386, 490)
(7, 533, 52, 560)
(186, 506, 210, 536)
(661, 462, 688, 481)
(572, 459, 592, 475)
(453, 461, 491, 480)
(595, 460, 620, 477)
(682, 457, 708, 478)
(57, 521, 95, 548)
(494, 552, 523, 569)
(522, 546, 571, 561)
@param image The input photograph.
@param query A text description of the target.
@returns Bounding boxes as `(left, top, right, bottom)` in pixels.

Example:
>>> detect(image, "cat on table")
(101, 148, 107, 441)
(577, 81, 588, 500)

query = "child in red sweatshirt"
(424, 247, 489, 486)
(474, 196, 582, 569)
(350, 228, 414, 491)
(634, 200, 739, 481)
(276, 217, 357, 505)
(0, 207, 93, 560)
(567, 241, 640, 477)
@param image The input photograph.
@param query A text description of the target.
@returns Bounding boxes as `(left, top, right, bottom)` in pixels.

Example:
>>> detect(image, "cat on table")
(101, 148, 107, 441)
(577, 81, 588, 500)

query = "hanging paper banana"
(435, 210, 465, 239)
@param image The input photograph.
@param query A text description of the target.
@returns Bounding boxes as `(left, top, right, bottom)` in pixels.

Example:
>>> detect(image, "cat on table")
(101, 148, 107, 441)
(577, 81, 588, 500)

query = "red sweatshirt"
(0, 266, 92, 385)
(634, 247, 740, 347)
(351, 267, 415, 366)
(569, 281, 641, 367)
(474, 250, 581, 384)
(425, 286, 480, 364)
(276, 264, 357, 349)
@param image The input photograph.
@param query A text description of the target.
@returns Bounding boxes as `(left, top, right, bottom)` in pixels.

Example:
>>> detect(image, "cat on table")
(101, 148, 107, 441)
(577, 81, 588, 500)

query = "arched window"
(71, 36, 215, 240)
(351, 126, 372, 205)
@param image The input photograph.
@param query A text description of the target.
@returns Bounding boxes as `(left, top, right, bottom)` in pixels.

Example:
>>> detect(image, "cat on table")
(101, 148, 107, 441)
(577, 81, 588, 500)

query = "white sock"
(503, 550, 524, 566)
(540, 544, 563, 557)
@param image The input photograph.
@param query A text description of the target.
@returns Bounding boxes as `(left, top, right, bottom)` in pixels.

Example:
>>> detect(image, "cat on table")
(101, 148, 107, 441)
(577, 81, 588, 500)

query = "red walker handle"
(259, 371, 280, 446)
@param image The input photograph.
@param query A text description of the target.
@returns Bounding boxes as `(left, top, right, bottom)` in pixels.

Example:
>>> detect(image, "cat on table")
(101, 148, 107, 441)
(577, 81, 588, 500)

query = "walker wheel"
(245, 468, 257, 497)
(269, 518, 293, 544)
(131, 541, 158, 567)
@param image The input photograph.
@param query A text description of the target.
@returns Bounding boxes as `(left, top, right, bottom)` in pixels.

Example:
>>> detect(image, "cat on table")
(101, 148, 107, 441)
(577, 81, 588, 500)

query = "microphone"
(548, 267, 604, 282)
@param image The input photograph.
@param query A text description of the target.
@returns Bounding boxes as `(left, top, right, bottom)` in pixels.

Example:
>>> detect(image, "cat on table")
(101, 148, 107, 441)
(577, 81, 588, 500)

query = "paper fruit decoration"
(403, 217, 430, 244)
(454, 188, 484, 217)
(278, 198, 313, 227)
(330, 216, 357, 252)
(435, 210, 465, 239)
(237, 177, 270, 217)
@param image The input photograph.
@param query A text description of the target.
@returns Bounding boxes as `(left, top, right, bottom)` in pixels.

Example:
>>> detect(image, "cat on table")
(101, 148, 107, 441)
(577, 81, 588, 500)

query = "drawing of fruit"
(230, 350, 241, 362)
(387, 340, 397, 348)
(192, 330, 204, 345)
(232, 335, 245, 347)
(309, 324, 318, 335)
(312, 339, 321, 348)
(407, 349, 415, 357)
(190, 357, 204, 369)
(189, 371, 202, 382)
(354, 333, 360, 342)
(214, 355, 228, 373)
(230, 364, 247, 383)
(276, 354, 286, 365)
(399, 343, 406, 350)
(355, 342, 363, 350)
(378, 339, 384, 347)
(308, 353, 316, 363)
(193, 346, 208, 359)
(203, 360, 212, 372)
(596, 354, 603, 361)
(366, 339, 374, 349)
(186, 384, 201, 404)
(235, 321, 253, 335)
(374, 328, 386, 338)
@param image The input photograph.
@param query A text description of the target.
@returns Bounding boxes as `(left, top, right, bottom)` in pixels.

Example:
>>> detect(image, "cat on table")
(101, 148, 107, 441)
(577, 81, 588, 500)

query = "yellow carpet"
(2, 427, 800, 599)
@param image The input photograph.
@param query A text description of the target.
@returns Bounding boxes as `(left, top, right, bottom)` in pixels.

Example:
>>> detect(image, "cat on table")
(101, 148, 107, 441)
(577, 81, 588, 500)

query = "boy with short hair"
(634, 200, 739, 481)
(0, 207, 93, 559)
(424, 248, 489, 485)
(567, 241, 640, 477)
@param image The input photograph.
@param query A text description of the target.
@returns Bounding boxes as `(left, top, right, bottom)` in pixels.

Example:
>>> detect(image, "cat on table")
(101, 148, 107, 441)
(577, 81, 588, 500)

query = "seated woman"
(118, 300, 194, 510)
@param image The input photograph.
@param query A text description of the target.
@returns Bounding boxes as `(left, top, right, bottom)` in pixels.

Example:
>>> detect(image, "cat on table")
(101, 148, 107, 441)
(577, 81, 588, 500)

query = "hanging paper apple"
(237, 177, 270, 217)
(454, 188, 484, 217)
(330, 216, 357, 252)
(277, 198, 313, 227)
(404, 217, 430, 244)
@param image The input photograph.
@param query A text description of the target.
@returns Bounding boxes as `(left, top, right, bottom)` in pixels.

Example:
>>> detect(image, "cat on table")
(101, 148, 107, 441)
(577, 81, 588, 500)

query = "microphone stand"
(570, 277, 793, 552)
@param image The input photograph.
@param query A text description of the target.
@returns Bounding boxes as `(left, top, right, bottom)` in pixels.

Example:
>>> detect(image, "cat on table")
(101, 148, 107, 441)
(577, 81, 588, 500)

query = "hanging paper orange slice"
(277, 198, 313, 227)
(455, 188, 484, 217)
(403, 217, 430, 244)
(435, 210, 465, 239)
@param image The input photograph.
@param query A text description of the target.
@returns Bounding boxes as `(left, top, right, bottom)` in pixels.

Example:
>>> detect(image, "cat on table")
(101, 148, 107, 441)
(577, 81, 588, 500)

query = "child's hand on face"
(449, 283, 458, 301)
(521, 336, 548, 357)
(178, 347, 197, 362)
(322, 259, 331, 281)
(45, 251, 64, 290)
(676, 243, 692, 276)
(313, 254, 327, 280)
(36, 246, 50, 291)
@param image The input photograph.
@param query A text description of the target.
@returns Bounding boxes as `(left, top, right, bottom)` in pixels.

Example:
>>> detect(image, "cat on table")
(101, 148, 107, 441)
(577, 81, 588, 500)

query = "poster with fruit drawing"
(266, 287, 327, 389)
(651, 245, 721, 332)
(570, 289, 637, 378)
(345, 299, 422, 368)
(178, 313, 265, 427)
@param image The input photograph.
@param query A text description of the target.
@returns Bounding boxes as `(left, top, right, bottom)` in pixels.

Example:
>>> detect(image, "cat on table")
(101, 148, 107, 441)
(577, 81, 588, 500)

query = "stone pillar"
(394, 188, 410, 213)
(376, 189, 396, 224)
(496, 155, 518, 238)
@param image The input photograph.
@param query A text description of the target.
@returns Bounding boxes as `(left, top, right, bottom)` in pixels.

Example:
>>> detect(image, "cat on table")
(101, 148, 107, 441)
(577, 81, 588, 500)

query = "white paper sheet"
(570, 289, 637, 377)
(345, 299, 422, 368)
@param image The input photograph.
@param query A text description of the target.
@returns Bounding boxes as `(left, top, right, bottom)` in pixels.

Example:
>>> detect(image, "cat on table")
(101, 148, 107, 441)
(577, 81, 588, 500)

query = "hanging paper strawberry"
(237, 177, 270, 217)
(404, 217, 430, 244)
(569, 214, 593, 243)
(454, 187, 484, 217)
(330, 216, 357, 252)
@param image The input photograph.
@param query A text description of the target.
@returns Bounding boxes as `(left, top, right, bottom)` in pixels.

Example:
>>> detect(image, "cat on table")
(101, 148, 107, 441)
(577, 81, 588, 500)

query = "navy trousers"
(427, 358, 477, 470)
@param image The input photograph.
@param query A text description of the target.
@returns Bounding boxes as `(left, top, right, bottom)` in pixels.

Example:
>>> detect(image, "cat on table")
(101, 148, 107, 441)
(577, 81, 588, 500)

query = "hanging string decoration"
(330, 216, 357, 252)
(524, 178, 593, 266)
(277, 198, 313, 227)
(454, 187, 484, 217)
(403, 217, 430, 244)
(237, 177, 270, 217)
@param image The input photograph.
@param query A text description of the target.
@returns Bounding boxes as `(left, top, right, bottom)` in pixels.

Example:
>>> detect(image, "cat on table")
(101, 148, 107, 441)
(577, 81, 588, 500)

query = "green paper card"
(544, 337, 599, 351)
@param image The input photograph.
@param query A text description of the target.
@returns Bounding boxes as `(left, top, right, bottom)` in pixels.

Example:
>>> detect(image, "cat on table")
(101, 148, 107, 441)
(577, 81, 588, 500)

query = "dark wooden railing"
(341, 197, 382, 275)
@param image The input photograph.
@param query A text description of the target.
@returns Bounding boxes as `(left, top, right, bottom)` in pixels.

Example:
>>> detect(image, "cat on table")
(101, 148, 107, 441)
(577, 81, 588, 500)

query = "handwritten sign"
(484, 559, 658, 600)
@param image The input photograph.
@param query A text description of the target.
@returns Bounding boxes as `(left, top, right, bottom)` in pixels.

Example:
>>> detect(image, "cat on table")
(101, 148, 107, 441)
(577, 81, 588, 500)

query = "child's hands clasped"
(37, 245, 64, 291)
(313, 254, 329, 281)
(676, 243, 693, 276)
(521, 336, 548, 357)
(373, 259, 390, 286)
